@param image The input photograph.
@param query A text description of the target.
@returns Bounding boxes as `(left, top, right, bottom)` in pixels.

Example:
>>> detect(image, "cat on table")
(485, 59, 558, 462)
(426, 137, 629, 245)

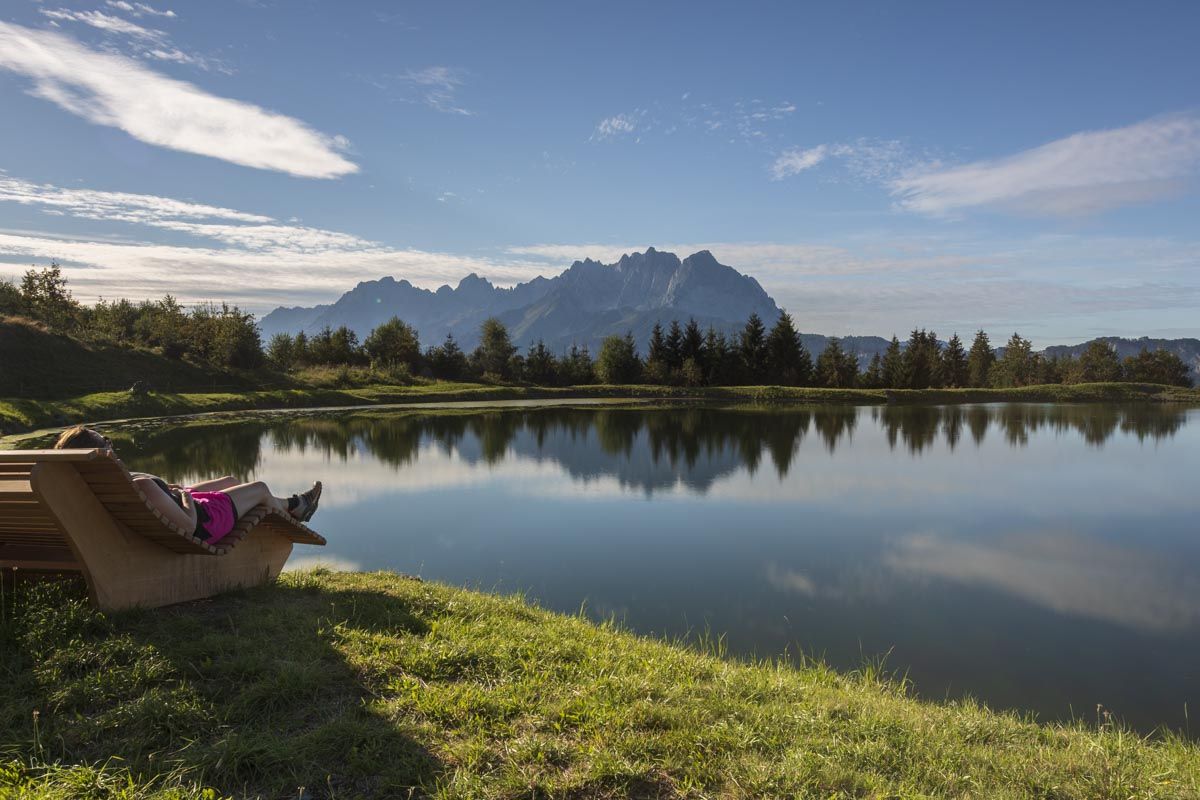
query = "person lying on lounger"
(53, 425, 322, 546)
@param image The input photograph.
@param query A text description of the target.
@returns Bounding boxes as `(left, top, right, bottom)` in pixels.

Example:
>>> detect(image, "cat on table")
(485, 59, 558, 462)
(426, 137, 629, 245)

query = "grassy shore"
(2, 381, 1197, 435)
(1, 571, 1197, 799)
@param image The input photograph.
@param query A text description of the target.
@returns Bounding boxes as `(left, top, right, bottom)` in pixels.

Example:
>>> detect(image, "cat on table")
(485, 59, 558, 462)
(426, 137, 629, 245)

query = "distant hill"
(0, 316, 262, 398)
(1044, 337, 1200, 382)
(260, 248, 784, 353)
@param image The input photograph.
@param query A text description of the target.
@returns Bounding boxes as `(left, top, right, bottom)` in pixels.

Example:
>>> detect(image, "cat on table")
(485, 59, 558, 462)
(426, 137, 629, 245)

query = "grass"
(2, 381, 1198, 436)
(1, 571, 1198, 799)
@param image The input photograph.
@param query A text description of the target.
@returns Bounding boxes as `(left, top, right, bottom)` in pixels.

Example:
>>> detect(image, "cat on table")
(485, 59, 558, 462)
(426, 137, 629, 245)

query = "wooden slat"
(257, 511, 328, 546)
(0, 449, 100, 463)
(0, 511, 55, 522)
(0, 532, 64, 541)
(0, 480, 34, 500)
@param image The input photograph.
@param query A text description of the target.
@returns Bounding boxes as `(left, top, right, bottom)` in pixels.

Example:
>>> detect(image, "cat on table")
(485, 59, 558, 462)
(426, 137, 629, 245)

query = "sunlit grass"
(2, 571, 1197, 798)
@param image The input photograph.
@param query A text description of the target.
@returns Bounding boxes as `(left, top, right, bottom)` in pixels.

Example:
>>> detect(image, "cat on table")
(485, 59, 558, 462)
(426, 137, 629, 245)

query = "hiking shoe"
(293, 481, 322, 522)
(288, 481, 322, 521)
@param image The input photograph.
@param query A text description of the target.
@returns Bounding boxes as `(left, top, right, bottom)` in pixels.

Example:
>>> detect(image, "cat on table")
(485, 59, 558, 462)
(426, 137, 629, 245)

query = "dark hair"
(53, 425, 111, 450)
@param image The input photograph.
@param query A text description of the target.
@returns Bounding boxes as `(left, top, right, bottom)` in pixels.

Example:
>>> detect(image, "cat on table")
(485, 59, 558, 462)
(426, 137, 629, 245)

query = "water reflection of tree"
(116, 421, 265, 483)
(878, 404, 1186, 454)
(119, 404, 1189, 489)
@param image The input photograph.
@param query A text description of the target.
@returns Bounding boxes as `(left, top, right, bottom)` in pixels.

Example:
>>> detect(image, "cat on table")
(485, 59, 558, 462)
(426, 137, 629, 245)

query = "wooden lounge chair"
(0, 448, 326, 610)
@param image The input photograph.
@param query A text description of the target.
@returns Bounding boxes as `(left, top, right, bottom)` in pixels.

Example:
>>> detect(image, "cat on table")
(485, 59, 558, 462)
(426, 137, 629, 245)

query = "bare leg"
(189, 476, 239, 492)
(221, 481, 290, 516)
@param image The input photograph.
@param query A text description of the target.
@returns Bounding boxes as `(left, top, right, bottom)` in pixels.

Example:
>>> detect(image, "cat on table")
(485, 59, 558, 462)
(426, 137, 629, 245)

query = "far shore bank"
(2, 380, 1198, 436)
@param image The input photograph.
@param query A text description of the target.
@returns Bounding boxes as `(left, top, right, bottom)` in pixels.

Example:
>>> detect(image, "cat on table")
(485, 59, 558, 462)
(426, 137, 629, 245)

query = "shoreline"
(2, 380, 1198, 436)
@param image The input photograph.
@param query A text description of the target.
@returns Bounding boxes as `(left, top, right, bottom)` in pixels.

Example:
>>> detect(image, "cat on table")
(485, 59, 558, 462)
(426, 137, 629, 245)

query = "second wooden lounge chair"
(0, 448, 326, 611)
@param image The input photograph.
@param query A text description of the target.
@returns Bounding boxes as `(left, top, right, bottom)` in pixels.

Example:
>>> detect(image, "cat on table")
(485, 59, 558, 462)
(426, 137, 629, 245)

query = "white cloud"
(891, 113, 1200, 217)
(886, 531, 1200, 632)
(0, 174, 548, 309)
(0, 173, 273, 225)
(38, 6, 224, 72)
(394, 66, 472, 115)
(593, 113, 637, 140)
(770, 139, 920, 183)
(0, 22, 356, 178)
(105, 1, 177, 18)
(40, 9, 166, 42)
(769, 145, 828, 179)
(0, 229, 548, 309)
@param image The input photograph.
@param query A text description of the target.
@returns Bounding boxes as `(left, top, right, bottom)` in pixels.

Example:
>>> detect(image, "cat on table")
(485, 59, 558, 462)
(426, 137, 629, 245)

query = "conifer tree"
(644, 322, 670, 384)
(738, 313, 767, 384)
(765, 311, 810, 386)
(941, 333, 969, 388)
(428, 332, 468, 380)
(665, 320, 684, 372)
(815, 337, 857, 387)
(862, 353, 883, 389)
(902, 329, 941, 389)
(967, 330, 995, 388)
(682, 318, 706, 371)
(1078, 340, 1122, 382)
(647, 322, 667, 364)
(992, 332, 1035, 387)
(881, 336, 903, 389)
(524, 339, 558, 385)
(704, 326, 732, 385)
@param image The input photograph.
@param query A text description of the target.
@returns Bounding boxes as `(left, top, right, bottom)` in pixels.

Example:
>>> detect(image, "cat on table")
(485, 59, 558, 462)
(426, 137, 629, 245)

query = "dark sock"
(287, 494, 300, 512)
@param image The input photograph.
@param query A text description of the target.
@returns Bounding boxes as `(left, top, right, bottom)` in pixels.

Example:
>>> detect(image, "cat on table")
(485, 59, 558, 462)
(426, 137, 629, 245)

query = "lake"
(109, 402, 1199, 734)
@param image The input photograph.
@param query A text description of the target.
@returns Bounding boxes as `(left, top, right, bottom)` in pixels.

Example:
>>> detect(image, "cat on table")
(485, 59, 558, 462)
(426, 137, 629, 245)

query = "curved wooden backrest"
(0, 457, 77, 571)
(0, 450, 325, 565)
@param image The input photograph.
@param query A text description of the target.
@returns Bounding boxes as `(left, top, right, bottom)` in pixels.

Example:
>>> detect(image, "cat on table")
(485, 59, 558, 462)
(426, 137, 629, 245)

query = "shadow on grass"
(1, 575, 443, 798)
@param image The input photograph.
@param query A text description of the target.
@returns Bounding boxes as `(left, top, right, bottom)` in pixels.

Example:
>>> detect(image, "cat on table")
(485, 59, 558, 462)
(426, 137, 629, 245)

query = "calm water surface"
(114, 403, 1200, 733)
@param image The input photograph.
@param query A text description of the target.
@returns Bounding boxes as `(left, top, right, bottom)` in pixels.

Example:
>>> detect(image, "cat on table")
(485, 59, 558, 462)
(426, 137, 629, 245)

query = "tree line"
(4, 264, 1193, 388)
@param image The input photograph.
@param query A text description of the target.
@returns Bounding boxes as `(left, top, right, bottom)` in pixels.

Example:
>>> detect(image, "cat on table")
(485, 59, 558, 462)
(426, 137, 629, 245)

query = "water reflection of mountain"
(115, 404, 1190, 492)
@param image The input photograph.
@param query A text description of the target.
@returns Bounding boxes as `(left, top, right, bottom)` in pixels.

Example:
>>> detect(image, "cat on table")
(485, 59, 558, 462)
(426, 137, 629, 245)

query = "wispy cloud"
(0, 173, 272, 224)
(886, 531, 1200, 632)
(393, 66, 472, 115)
(0, 174, 549, 308)
(0, 22, 357, 178)
(40, 8, 166, 42)
(40, 6, 225, 72)
(770, 139, 921, 183)
(105, 1, 176, 19)
(592, 113, 637, 141)
(769, 145, 827, 179)
(596, 97, 797, 145)
(891, 113, 1200, 217)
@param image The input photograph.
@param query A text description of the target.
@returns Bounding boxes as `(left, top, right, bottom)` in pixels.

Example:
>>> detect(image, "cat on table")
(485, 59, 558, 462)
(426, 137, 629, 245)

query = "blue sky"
(1, 0, 1198, 344)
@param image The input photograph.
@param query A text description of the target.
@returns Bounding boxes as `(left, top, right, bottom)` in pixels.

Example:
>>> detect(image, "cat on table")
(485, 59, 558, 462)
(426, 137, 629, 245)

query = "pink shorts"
(191, 491, 237, 544)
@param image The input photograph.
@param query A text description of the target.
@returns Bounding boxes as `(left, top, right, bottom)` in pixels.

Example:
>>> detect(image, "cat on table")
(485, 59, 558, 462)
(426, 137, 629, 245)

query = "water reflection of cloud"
(764, 563, 817, 596)
(284, 555, 363, 572)
(884, 532, 1200, 633)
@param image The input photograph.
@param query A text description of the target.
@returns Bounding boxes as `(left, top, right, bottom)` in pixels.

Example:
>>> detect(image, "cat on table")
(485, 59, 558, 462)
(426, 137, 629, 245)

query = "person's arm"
(133, 477, 198, 532)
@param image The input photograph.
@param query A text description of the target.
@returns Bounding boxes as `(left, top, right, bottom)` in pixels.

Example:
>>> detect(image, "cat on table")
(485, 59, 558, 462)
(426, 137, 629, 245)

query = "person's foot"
(288, 481, 322, 522)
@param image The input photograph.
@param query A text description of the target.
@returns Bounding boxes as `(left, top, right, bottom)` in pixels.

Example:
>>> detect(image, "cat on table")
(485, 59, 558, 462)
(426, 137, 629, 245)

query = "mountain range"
(260, 248, 784, 354)
(259, 247, 1200, 381)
